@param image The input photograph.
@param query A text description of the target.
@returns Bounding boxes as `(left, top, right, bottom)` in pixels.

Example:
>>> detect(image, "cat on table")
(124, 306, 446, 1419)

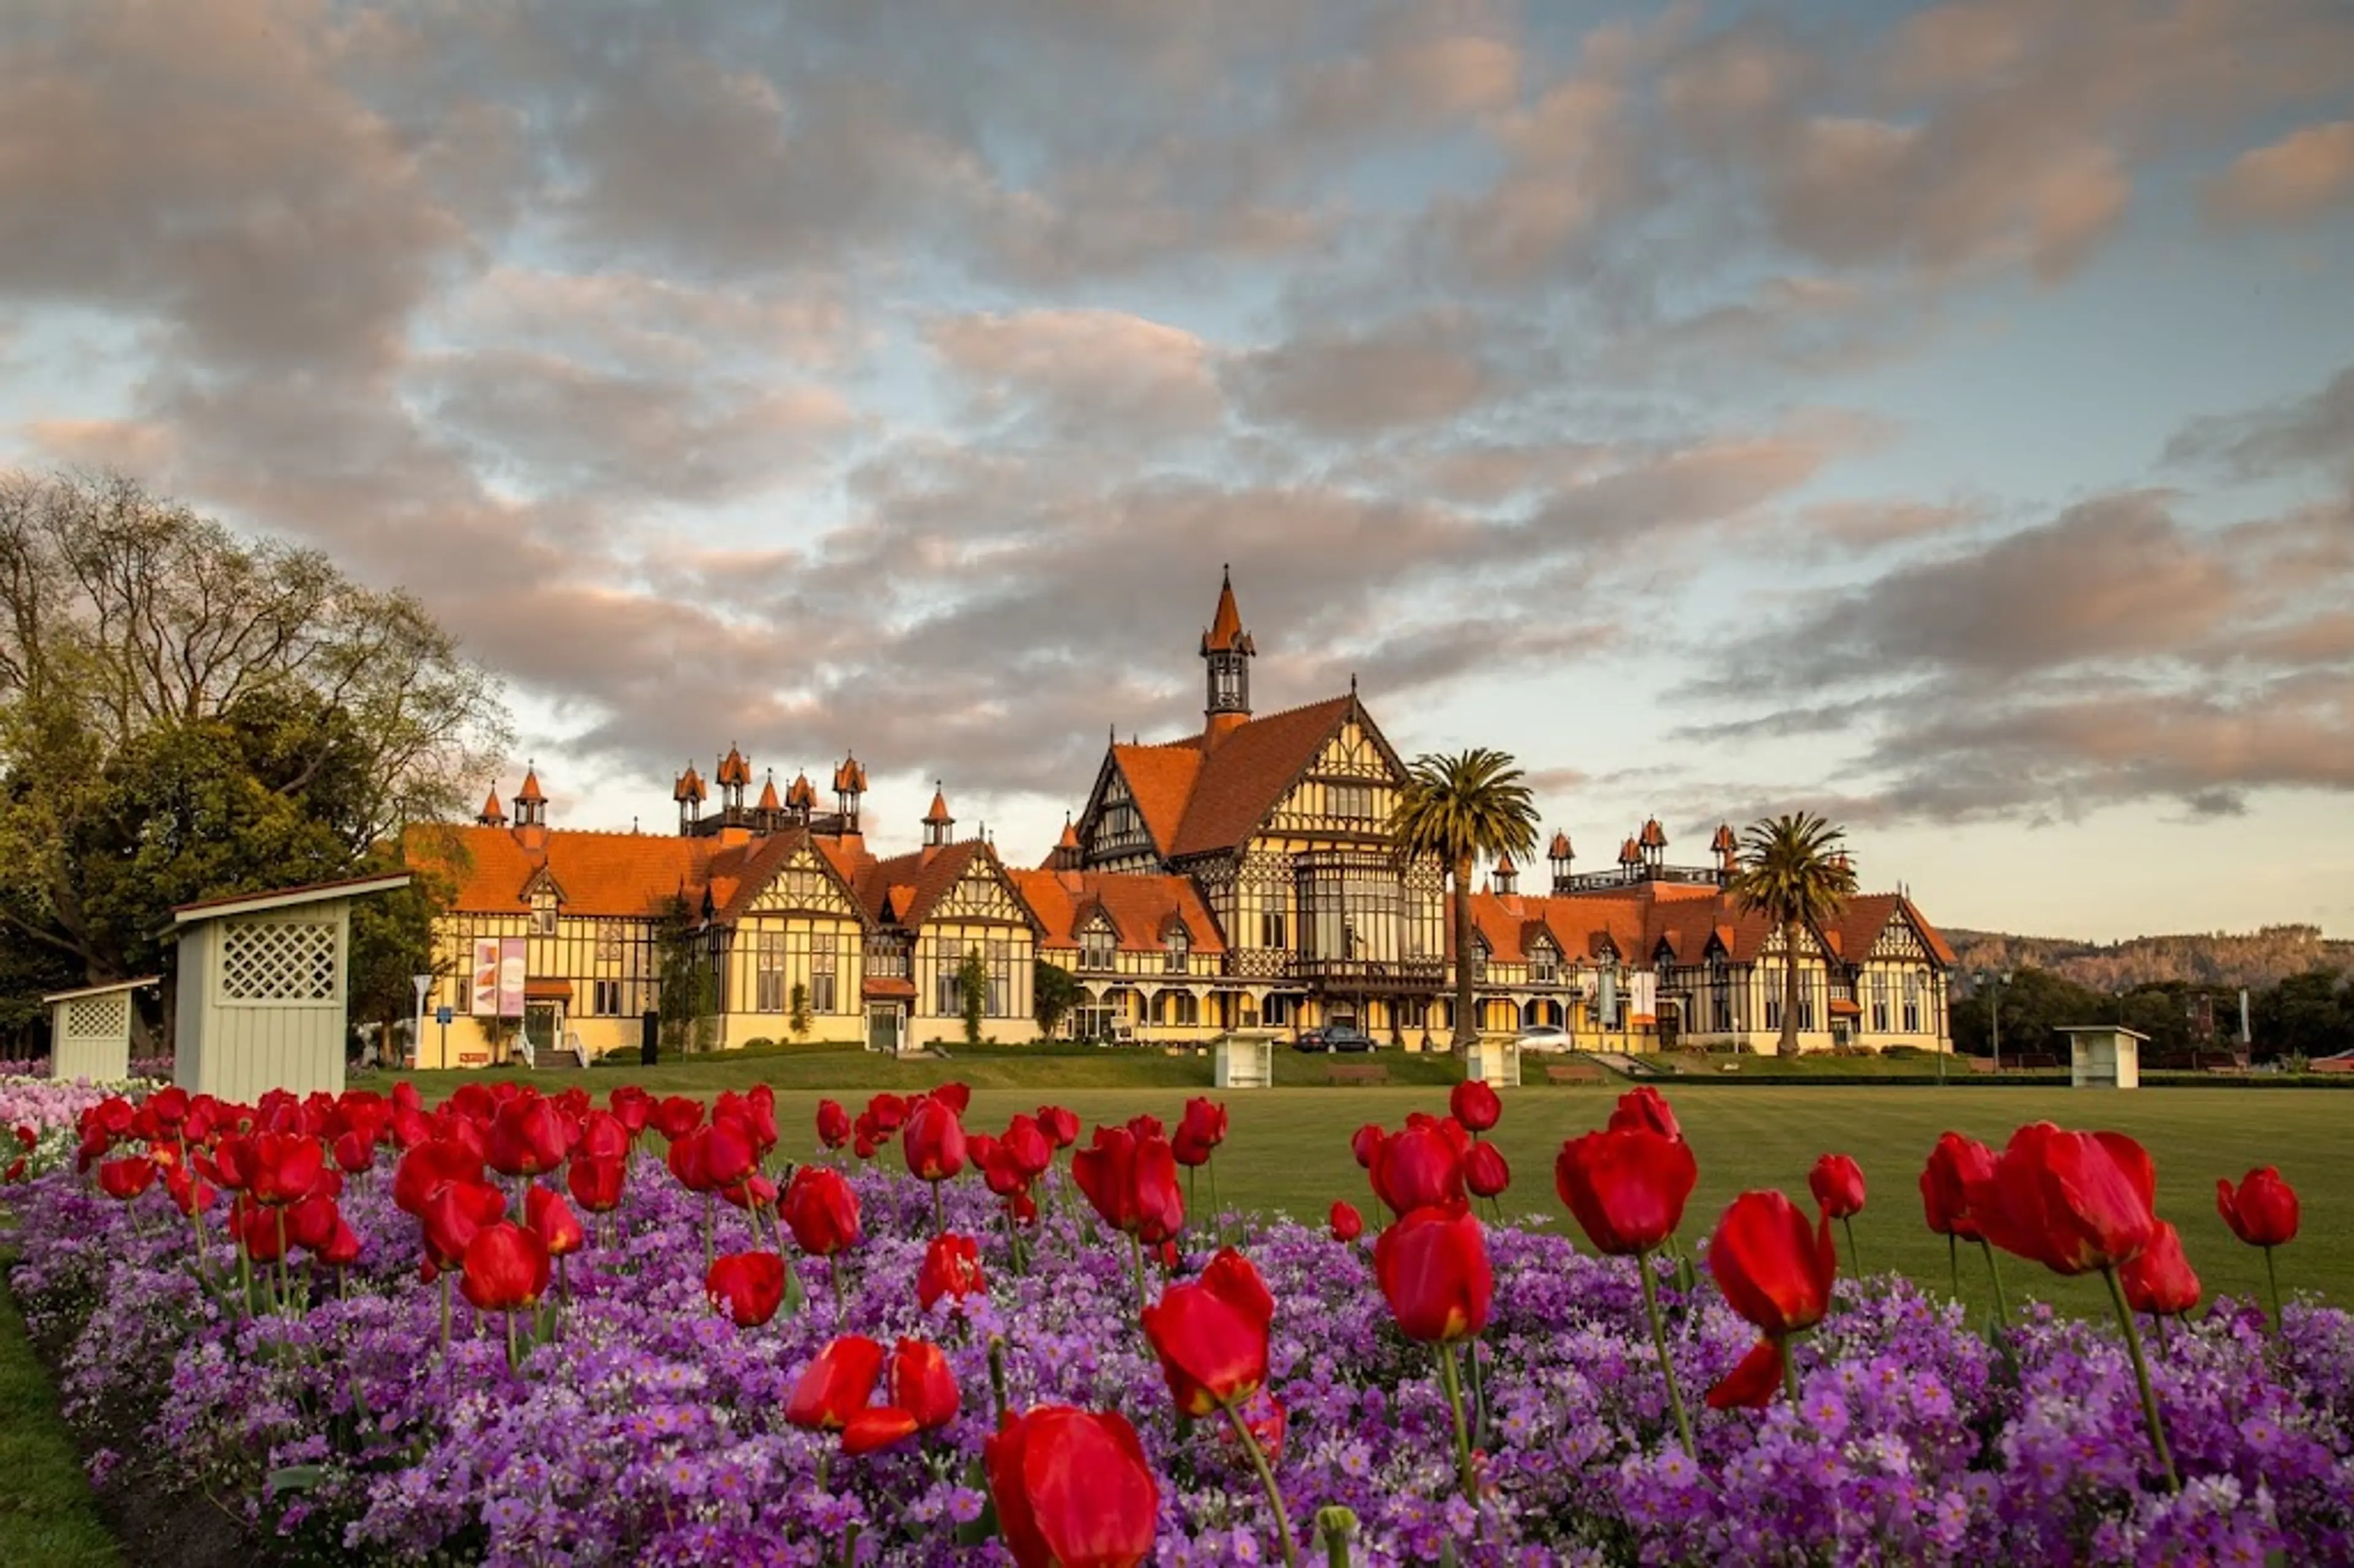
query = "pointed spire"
(786, 770, 816, 810)
(1548, 829, 1573, 859)
(1057, 814, 1081, 850)
(478, 783, 506, 825)
(514, 764, 546, 805)
(756, 771, 781, 812)
(1199, 565, 1254, 655)
(924, 781, 953, 824)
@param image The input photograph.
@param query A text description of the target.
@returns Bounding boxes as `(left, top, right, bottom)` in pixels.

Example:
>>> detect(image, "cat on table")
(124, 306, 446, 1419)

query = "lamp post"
(1984, 968, 2013, 1072)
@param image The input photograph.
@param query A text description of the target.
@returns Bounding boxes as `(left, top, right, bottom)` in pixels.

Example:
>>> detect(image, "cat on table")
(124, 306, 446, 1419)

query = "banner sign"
(498, 936, 527, 1018)
(470, 938, 500, 1016)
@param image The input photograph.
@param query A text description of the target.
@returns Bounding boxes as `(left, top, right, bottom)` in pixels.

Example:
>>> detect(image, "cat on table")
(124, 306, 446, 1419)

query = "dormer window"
(1080, 921, 1116, 971)
(1165, 924, 1190, 973)
(1530, 943, 1558, 983)
(530, 893, 557, 936)
(1471, 938, 1488, 981)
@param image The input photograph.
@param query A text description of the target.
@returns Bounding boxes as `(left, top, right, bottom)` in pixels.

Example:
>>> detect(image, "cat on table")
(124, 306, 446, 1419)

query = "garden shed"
(170, 873, 411, 1102)
(42, 976, 158, 1083)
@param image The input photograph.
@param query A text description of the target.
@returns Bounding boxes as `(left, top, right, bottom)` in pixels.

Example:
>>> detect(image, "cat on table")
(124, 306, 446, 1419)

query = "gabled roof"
(1835, 892, 1957, 967)
(1007, 868, 1227, 955)
(707, 828, 875, 929)
(842, 839, 1041, 933)
(174, 872, 413, 925)
(1169, 693, 1357, 858)
(412, 826, 711, 919)
(1105, 744, 1202, 859)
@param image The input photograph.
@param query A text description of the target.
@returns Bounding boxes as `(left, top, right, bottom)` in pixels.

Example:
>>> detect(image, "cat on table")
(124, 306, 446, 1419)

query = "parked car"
(1515, 1024, 1571, 1052)
(1293, 1024, 1377, 1053)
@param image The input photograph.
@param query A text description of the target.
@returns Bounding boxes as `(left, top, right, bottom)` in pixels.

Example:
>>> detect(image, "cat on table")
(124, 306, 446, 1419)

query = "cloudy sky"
(3, 0, 2351, 942)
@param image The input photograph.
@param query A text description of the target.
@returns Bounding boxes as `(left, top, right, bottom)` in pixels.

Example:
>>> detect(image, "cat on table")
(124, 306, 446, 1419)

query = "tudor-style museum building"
(405, 573, 1954, 1067)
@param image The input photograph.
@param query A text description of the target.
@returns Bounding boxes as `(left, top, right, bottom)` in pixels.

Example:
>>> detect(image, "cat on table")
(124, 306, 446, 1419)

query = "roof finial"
(1349, 671, 1357, 694)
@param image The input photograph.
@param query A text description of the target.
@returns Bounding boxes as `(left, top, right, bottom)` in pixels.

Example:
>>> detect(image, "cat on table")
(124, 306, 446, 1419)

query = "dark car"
(1293, 1024, 1377, 1053)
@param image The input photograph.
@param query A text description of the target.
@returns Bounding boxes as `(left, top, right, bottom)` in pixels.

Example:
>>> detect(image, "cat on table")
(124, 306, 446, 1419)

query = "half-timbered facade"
(405, 571, 1953, 1065)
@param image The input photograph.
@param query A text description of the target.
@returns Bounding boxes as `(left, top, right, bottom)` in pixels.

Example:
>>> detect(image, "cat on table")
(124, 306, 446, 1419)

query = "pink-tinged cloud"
(2206, 121, 2354, 226)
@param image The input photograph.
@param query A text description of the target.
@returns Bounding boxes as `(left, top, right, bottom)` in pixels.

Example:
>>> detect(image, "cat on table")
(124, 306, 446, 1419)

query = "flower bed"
(0, 1075, 169, 1183)
(4, 1080, 2351, 1565)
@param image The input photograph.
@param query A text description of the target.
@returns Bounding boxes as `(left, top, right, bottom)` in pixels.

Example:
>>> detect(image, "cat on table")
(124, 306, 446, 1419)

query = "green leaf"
(265, 1463, 325, 1498)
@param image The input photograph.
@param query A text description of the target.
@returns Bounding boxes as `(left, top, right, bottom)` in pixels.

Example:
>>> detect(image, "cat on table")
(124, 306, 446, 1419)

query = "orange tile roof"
(1008, 867, 1226, 954)
(1108, 743, 1202, 859)
(409, 824, 710, 919)
(1834, 893, 1957, 968)
(514, 768, 546, 805)
(1199, 567, 1253, 655)
(1168, 693, 1355, 858)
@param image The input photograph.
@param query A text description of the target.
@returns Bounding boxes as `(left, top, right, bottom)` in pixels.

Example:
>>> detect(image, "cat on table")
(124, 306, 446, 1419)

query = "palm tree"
(1729, 812, 1859, 1058)
(1387, 749, 1538, 1057)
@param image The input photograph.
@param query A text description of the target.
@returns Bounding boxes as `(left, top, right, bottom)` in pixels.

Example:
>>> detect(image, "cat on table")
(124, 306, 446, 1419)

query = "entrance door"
(522, 1002, 562, 1065)
(866, 1003, 903, 1054)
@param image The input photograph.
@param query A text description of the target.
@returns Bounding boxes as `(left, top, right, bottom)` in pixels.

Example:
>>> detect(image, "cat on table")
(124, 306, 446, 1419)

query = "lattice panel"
(220, 919, 339, 1002)
(63, 994, 129, 1040)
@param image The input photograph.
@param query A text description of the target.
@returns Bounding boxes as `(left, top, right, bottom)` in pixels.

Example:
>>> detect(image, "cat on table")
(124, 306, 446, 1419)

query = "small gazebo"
(2060, 1024, 2147, 1090)
(43, 977, 159, 1083)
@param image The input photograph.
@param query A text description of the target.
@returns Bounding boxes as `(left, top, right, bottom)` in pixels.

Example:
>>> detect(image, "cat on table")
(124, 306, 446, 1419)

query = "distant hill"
(1945, 924, 2352, 993)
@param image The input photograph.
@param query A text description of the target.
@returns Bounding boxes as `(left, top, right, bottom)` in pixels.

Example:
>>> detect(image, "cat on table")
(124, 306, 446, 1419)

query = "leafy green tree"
(1951, 966, 2105, 1062)
(2254, 969, 2352, 1061)
(1033, 959, 1079, 1040)
(790, 981, 812, 1041)
(1385, 749, 1538, 1055)
(1729, 813, 1859, 1057)
(958, 947, 990, 1046)
(0, 470, 509, 1030)
(657, 897, 717, 1055)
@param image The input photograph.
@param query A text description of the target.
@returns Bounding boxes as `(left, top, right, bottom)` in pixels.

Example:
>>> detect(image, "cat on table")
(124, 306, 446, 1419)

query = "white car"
(1514, 1024, 1571, 1052)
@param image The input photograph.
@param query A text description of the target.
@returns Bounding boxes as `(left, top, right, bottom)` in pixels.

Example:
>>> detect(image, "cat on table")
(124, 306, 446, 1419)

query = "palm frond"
(1385, 747, 1539, 881)
(1729, 811, 1859, 928)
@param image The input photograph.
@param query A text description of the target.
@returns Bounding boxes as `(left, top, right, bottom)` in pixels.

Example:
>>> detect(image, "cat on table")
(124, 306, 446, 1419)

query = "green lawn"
(0, 1251, 120, 1568)
(356, 1046, 2350, 1316)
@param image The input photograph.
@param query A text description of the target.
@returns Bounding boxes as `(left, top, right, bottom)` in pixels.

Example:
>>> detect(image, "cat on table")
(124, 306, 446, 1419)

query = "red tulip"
(330, 1128, 376, 1174)
(96, 1154, 154, 1201)
(931, 1082, 972, 1117)
(486, 1095, 569, 1178)
(163, 1165, 217, 1216)
(1809, 1154, 1866, 1220)
(1140, 1248, 1274, 1416)
(986, 1406, 1159, 1568)
(460, 1221, 550, 1312)
(1919, 1132, 1995, 1241)
(706, 1250, 788, 1327)
(318, 1217, 362, 1268)
(566, 1154, 628, 1214)
(1329, 1200, 1364, 1242)
(1349, 1122, 1385, 1170)
(286, 1193, 341, 1251)
(1126, 1113, 1165, 1141)
(786, 1335, 886, 1431)
(608, 1086, 653, 1136)
(1967, 1122, 2155, 1276)
(1035, 1105, 1079, 1149)
(902, 1097, 968, 1183)
(1704, 1190, 1838, 1408)
(526, 1184, 585, 1258)
(1072, 1125, 1186, 1244)
(783, 1165, 862, 1257)
(1450, 1079, 1501, 1133)
(645, 1095, 699, 1141)
(421, 1179, 507, 1268)
(1000, 1116, 1053, 1180)
(669, 1120, 756, 1193)
(815, 1098, 852, 1150)
(1176, 1098, 1227, 1165)
(889, 1336, 961, 1430)
(842, 1405, 922, 1455)
(918, 1232, 986, 1311)
(1374, 1203, 1493, 1342)
(864, 1093, 908, 1134)
(394, 1138, 484, 1216)
(1554, 1127, 1698, 1256)
(722, 1173, 779, 1213)
(237, 1198, 287, 1262)
(1372, 1123, 1464, 1217)
(1464, 1141, 1510, 1200)
(2217, 1167, 2300, 1249)
(2122, 1220, 2201, 1318)
(247, 1132, 325, 1206)
(1607, 1086, 1682, 1142)
(576, 1111, 630, 1162)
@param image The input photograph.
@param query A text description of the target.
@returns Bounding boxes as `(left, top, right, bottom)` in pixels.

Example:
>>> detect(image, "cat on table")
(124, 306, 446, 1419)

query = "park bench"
(1542, 1062, 1606, 1084)
(1326, 1063, 1388, 1086)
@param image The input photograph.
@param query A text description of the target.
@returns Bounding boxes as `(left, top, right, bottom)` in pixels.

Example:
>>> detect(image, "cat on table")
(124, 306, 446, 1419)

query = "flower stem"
(1129, 1231, 1149, 1319)
(505, 1309, 520, 1372)
(1435, 1342, 1479, 1507)
(1976, 1238, 2010, 1323)
(838, 1521, 859, 1568)
(1223, 1401, 1300, 1567)
(703, 1193, 715, 1275)
(1637, 1252, 1696, 1459)
(1840, 1215, 1862, 1277)
(1947, 1234, 1960, 1301)
(2100, 1264, 2180, 1493)
(931, 1179, 946, 1239)
(1465, 1335, 1488, 1448)
(2153, 1312, 2171, 1355)
(1781, 1338, 1800, 1405)
(439, 1273, 451, 1360)
(1208, 1159, 1223, 1247)
(2264, 1245, 2284, 1336)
